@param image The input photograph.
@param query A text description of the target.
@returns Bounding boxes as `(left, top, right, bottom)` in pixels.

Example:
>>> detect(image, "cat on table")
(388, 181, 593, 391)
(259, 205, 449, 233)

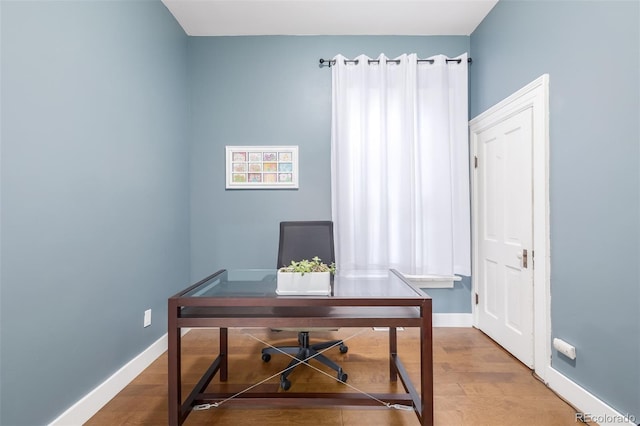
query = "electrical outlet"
(144, 309, 152, 328)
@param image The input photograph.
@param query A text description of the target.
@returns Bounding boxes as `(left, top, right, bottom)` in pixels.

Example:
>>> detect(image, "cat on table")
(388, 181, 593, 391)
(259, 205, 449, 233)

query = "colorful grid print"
(226, 146, 298, 189)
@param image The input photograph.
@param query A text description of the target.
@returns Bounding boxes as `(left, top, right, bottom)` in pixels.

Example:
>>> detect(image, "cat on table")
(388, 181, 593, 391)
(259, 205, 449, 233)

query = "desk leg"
(168, 300, 181, 426)
(389, 326, 397, 382)
(421, 300, 434, 426)
(220, 327, 228, 382)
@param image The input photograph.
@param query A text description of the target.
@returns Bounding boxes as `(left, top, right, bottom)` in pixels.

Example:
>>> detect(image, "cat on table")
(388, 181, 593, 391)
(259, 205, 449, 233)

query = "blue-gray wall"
(471, 0, 639, 419)
(187, 35, 472, 313)
(0, 1, 189, 425)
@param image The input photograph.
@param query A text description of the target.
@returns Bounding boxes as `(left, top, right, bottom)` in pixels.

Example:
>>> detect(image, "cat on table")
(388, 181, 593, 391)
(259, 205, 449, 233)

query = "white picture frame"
(225, 145, 299, 189)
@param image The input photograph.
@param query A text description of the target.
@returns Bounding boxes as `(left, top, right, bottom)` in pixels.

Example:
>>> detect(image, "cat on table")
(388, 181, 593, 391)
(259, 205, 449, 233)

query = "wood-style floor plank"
(86, 327, 589, 425)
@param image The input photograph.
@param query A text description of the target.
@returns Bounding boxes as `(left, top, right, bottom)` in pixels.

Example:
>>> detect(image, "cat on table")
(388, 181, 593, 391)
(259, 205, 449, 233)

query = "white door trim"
(470, 74, 550, 382)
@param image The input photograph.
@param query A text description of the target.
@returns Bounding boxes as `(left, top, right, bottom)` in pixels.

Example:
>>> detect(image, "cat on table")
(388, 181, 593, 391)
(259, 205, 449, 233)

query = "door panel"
(476, 107, 534, 367)
(484, 259, 499, 318)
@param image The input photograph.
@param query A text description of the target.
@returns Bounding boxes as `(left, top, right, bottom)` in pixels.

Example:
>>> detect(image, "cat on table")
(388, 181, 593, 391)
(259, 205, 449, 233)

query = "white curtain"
(330, 53, 470, 277)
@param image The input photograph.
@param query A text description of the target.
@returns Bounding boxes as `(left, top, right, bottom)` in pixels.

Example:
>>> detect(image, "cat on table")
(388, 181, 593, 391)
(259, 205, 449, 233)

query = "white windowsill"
(402, 274, 461, 289)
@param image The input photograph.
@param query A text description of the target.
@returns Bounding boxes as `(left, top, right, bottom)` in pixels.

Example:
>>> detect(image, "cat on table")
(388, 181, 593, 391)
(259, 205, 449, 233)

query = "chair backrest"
(277, 221, 335, 268)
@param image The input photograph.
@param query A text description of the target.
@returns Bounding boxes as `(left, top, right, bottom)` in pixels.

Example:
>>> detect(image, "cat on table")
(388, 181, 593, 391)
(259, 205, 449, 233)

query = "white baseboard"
(374, 314, 473, 329)
(433, 313, 473, 327)
(49, 333, 171, 426)
(546, 366, 637, 426)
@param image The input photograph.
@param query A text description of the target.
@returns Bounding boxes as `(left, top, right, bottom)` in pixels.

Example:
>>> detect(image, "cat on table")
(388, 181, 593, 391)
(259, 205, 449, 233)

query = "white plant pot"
(276, 271, 331, 295)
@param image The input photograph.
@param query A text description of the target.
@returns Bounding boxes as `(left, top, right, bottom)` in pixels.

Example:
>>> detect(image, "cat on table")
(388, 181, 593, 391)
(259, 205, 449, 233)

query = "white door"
(475, 107, 534, 368)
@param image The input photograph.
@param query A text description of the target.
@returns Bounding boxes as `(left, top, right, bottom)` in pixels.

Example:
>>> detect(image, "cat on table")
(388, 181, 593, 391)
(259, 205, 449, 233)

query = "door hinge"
(474, 155, 478, 168)
(475, 293, 479, 305)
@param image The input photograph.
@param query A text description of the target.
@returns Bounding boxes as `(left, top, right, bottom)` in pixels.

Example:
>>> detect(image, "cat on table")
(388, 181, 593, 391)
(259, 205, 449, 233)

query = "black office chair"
(261, 221, 348, 390)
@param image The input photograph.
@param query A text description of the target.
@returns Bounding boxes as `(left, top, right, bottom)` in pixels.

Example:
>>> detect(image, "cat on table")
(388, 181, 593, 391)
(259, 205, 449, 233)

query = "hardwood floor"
(86, 327, 588, 425)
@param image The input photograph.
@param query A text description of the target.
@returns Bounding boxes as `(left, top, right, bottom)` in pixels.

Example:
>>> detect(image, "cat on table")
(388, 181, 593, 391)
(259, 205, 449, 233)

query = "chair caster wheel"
(337, 370, 348, 383)
(280, 378, 292, 391)
(261, 353, 271, 362)
(339, 344, 348, 354)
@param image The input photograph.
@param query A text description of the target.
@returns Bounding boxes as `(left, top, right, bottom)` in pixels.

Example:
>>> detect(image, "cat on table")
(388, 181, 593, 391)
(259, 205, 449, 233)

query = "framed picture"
(225, 146, 299, 189)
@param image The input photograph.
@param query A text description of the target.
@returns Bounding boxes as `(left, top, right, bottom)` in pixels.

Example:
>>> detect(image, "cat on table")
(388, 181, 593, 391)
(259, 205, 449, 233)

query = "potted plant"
(276, 256, 336, 295)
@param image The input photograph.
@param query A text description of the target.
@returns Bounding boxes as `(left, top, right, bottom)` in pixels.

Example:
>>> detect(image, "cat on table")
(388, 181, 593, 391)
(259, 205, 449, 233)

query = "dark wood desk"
(168, 269, 433, 425)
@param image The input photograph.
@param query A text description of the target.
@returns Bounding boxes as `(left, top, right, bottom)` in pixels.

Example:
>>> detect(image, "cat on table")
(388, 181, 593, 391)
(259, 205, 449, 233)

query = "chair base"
(261, 331, 348, 390)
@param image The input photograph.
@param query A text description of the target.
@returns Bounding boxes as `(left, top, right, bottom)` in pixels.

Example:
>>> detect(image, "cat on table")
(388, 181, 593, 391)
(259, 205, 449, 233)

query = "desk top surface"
(176, 269, 427, 300)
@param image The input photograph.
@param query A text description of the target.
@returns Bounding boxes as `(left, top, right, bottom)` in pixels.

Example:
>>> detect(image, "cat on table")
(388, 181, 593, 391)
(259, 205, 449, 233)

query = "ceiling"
(162, 0, 499, 36)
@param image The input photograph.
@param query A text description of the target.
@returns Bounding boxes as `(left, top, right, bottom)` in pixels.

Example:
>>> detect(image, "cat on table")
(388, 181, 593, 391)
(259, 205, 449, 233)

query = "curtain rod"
(319, 57, 472, 66)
